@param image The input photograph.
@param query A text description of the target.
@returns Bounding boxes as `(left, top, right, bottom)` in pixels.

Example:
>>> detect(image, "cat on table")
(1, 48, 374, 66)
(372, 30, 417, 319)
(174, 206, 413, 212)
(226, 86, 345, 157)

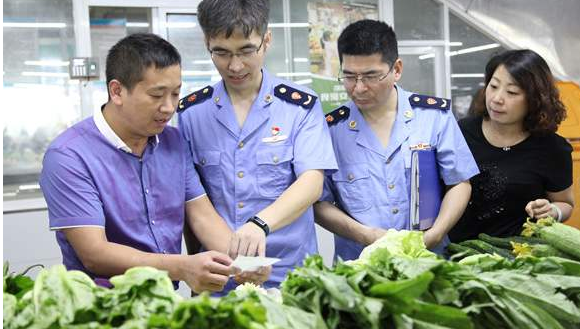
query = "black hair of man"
(197, 0, 270, 39)
(337, 19, 398, 67)
(105, 33, 181, 97)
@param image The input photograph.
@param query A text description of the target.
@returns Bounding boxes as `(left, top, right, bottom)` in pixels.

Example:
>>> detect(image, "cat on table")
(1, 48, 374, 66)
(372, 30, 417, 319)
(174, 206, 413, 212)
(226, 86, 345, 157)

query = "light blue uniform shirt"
(322, 86, 479, 261)
(178, 70, 337, 288)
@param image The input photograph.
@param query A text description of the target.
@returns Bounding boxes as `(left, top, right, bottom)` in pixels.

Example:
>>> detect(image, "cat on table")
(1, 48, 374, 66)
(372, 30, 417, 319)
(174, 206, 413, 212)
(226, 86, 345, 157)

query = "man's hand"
(362, 227, 388, 246)
(228, 222, 266, 259)
(423, 228, 444, 249)
(525, 199, 553, 219)
(234, 265, 272, 286)
(182, 251, 235, 293)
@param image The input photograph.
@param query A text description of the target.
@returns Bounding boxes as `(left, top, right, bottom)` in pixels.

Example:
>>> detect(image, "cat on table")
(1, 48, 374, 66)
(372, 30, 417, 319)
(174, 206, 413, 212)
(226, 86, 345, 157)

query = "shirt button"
(201, 158, 206, 165)
(162, 250, 167, 254)
(272, 155, 279, 163)
(238, 202, 245, 209)
(151, 220, 155, 225)
(388, 184, 395, 189)
(347, 173, 355, 181)
(392, 208, 399, 214)
(145, 189, 149, 194)
(238, 141, 244, 149)
(237, 171, 244, 178)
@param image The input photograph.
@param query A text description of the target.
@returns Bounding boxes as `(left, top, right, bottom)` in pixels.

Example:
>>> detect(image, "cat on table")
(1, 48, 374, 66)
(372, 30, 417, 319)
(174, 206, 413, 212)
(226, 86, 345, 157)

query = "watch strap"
(246, 216, 270, 236)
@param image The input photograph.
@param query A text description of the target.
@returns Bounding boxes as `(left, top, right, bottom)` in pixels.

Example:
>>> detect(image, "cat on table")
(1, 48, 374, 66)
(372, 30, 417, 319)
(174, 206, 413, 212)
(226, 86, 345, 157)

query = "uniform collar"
(346, 100, 363, 131)
(213, 69, 275, 109)
(256, 69, 275, 108)
(93, 104, 159, 154)
(395, 85, 415, 123)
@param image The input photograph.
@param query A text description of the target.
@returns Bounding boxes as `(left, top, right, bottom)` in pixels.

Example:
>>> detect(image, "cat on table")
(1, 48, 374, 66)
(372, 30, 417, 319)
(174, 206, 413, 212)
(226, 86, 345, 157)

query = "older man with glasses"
(177, 0, 337, 291)
(314, 19, 479, 261)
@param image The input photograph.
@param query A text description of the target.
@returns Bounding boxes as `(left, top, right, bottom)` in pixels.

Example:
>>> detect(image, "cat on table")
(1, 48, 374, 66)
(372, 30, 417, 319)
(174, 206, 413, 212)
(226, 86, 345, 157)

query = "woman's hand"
(525, 199, 555, 219)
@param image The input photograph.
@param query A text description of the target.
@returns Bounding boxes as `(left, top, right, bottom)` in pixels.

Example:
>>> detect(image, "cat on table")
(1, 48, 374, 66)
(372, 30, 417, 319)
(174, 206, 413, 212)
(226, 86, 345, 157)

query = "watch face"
(248, 216, 269, 235)
(254, 217, 266, 226)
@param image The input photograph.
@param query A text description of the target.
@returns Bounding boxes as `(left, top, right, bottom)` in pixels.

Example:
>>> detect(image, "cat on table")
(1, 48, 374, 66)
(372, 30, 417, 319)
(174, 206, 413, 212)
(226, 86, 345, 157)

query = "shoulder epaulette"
(409, 94, 450, 111)
(274, 84, 317, 110)
(177, 86, 213, 112)
(325, 106, 350, 126)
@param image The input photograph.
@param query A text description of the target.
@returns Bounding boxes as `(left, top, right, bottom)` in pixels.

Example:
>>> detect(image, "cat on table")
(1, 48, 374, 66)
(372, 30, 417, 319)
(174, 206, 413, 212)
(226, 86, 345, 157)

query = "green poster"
(307, 2, 378, 113)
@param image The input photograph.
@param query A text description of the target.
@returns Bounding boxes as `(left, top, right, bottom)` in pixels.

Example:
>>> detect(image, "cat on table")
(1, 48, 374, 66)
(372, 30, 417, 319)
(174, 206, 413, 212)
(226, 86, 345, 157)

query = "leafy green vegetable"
(348, 230, 437, 268)
(3, 262, 40, 299)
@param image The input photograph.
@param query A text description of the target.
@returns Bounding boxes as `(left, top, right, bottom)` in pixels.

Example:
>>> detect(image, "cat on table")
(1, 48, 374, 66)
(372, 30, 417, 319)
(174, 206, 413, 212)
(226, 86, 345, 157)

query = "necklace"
(481, 120, 528, 152)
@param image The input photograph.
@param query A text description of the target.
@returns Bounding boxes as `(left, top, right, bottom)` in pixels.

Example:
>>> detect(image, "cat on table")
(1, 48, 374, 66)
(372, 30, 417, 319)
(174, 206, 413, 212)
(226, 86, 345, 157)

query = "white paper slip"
(231, 256, 280, 272)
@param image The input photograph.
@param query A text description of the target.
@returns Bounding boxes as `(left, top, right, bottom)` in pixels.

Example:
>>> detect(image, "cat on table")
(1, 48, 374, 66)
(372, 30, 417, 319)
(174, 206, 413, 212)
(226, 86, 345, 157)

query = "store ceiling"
(443, 0, 580, 84)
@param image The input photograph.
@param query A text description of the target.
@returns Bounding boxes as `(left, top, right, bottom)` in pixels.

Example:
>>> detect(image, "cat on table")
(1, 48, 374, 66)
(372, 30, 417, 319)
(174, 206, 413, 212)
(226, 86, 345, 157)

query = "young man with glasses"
(178, 0, 337, 290)
(314, 20, 479, 260)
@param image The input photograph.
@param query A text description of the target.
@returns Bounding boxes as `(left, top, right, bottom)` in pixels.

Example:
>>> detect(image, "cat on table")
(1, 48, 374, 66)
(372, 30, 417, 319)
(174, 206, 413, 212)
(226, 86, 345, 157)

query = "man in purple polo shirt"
(40, 33, 241, 293)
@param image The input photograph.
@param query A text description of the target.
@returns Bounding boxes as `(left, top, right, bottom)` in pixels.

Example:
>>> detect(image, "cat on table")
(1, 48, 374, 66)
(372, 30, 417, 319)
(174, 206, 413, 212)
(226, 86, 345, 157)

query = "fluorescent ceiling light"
(295, 79, 312, 85)
(22, 72, 69, 78)
(126, 22, 150, 28)
(451, 73, 485, 78)
(164, 22, 197, 28)
(3, 22, 67, 28)
(449, 42, 463, 46)
(268, 23, 309, 28)
(276, 72, 312, 77)
(449, 43, 500, 57)
(192, 59, 213, 65)
(418, 53, 435, 60)
(19, 184, 41, 191)
(182, 70, 218, 76)
(24, 60, 70, 67)
(350, 2, 377, 9)
(293, 58, 309, 63)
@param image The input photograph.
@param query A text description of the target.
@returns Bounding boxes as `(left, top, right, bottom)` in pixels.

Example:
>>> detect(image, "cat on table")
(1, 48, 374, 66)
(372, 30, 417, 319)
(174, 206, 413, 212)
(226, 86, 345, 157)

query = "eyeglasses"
(209, 35, 265, 63)
(338, 65, 395, 88)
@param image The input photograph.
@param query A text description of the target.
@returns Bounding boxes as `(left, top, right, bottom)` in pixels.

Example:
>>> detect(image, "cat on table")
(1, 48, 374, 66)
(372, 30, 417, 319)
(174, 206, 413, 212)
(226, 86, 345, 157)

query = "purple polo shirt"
(39, 114, 205, 279)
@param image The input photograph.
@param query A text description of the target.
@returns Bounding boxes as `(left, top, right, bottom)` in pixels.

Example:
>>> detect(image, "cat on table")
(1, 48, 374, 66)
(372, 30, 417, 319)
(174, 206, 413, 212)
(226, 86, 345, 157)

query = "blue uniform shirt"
(322, 86, 479, 261)
(178, 70, 337, 287)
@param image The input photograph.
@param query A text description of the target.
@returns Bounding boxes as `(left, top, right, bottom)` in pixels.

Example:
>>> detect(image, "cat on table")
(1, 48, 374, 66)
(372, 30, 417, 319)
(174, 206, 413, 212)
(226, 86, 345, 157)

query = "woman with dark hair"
(449, 49, 574, 242)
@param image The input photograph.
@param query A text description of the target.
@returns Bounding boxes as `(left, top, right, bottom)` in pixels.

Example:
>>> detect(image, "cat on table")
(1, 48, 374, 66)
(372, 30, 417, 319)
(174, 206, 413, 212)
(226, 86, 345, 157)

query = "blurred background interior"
(3, 0, 580, 284)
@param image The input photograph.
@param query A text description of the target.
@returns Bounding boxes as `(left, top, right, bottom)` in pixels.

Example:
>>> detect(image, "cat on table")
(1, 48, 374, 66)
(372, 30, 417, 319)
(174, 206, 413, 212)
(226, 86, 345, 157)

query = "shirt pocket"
(256, 145, 294, 198)
(331, 164, 372, 213)
(194, 150, 223, 198)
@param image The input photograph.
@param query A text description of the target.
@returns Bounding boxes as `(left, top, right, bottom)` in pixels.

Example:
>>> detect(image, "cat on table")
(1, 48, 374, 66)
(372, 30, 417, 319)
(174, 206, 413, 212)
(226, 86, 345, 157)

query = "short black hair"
(105, 33, 181, 94)
(337, 19, 398, 66)
(197, 0, 269, 39)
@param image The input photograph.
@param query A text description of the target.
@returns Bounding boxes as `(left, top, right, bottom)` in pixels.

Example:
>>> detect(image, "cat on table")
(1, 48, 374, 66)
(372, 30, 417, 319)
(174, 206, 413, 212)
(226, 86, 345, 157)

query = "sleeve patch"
(274, 84, 317, 110)
(177, 86, 213, 112)
(325, 106, 350, 126)
(409, 94, 450, 111)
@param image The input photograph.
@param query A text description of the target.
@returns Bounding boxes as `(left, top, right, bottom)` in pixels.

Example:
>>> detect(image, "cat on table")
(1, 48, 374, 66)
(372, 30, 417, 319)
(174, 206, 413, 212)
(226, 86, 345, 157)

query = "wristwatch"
(246, 215, 270, 236)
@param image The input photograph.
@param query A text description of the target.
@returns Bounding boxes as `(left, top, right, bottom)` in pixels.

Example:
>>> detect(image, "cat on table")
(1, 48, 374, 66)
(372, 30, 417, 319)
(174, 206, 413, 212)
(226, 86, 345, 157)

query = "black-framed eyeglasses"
(338, 64, 395, 88)
(209, 35, 265, 62)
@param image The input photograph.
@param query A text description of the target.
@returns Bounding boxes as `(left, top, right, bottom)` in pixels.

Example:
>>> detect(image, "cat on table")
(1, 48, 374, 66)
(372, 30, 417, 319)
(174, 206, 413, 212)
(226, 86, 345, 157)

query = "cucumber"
(477, 233, 545, 249)
(447, 243, 480, 258)
(459, 240, 515, 260)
